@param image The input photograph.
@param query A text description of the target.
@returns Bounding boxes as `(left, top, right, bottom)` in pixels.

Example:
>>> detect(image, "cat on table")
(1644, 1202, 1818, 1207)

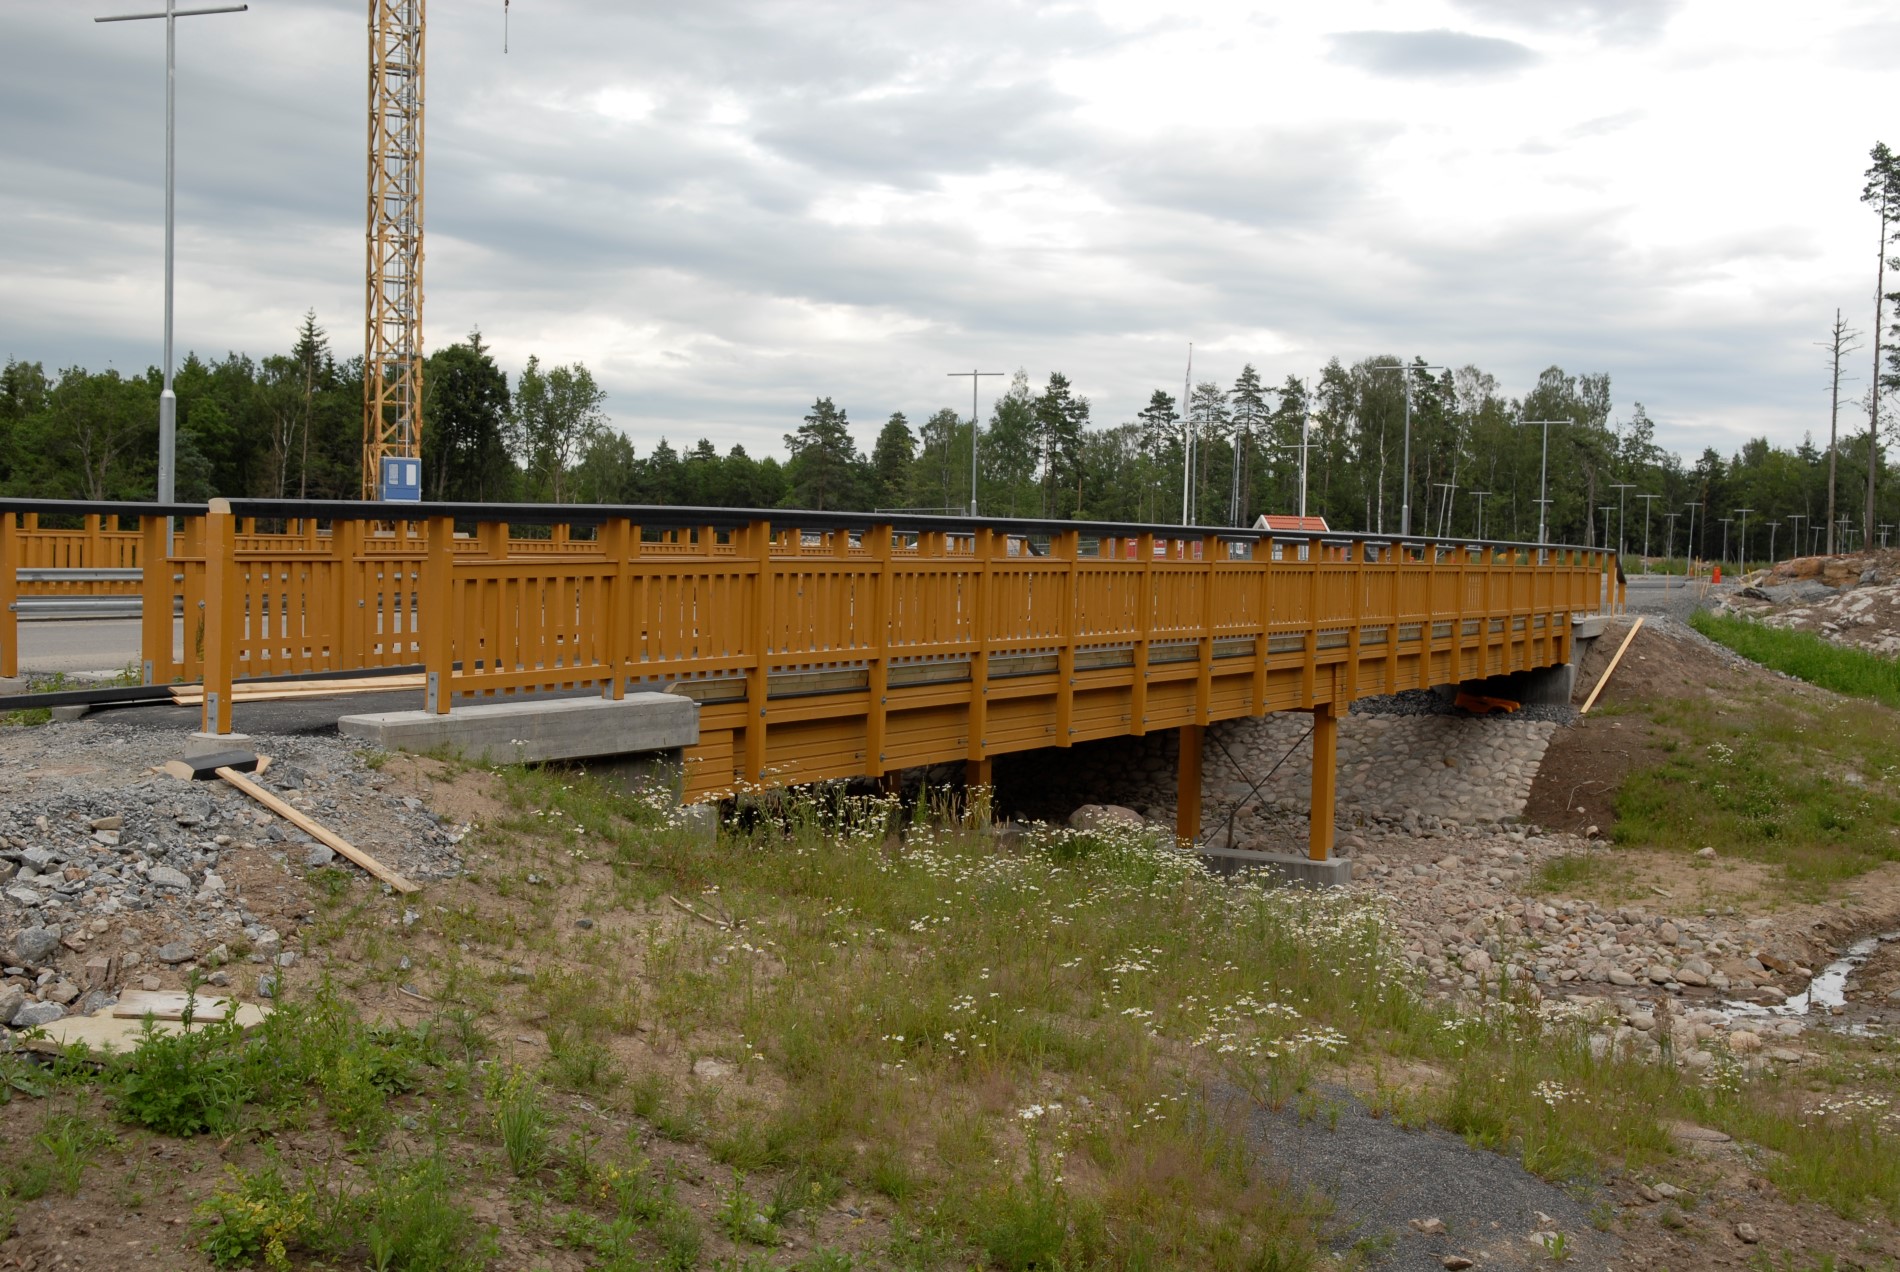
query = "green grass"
(1612, 686, 1900, 884)
(1694, 611, 1900, 707)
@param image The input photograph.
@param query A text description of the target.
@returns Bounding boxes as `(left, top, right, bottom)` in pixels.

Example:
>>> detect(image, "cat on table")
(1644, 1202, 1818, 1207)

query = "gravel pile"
(1345, 823, 1838, 1069)
(0, 721, 466, 1033)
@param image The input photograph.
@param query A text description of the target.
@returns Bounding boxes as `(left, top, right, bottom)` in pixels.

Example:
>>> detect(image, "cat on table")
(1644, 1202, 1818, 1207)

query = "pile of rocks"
(1348, 824, 1840, 1065)
(0, 721, 465, 1032)
(1718, 547, 1900, 655)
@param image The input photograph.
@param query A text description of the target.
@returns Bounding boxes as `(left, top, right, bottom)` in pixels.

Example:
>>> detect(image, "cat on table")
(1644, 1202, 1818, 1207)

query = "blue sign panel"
(378, 456, 422, 502)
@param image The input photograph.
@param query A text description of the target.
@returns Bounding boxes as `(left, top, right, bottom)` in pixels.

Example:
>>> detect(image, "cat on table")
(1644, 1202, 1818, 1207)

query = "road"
(13, 618, 178, 678)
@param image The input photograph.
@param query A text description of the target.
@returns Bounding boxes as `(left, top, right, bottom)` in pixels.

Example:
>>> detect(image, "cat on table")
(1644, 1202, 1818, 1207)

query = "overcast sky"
(3, 0, 1896, 465)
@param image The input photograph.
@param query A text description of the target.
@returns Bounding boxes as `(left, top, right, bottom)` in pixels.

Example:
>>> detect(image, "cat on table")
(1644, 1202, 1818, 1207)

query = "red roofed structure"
(1252, 514, 1331, 533)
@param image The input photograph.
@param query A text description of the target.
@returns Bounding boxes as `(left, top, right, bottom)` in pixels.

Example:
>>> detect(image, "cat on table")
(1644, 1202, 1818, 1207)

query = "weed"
(362, 1155, 487, 1272)
(717, 1171, 781, 1246)
(1693, 611, 1900, 707)
(37, 1110, 115, 1195)
(117, 990, 251, 1136)
(196, 1164, 313, 1270)
(489, 1067, 549, 1178)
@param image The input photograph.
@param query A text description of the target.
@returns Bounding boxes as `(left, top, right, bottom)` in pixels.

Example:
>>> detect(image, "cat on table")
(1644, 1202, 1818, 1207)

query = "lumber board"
(217, 764, 420, 893)
(112, 989, 236, 1021)
(1580, 616, 1644, 714)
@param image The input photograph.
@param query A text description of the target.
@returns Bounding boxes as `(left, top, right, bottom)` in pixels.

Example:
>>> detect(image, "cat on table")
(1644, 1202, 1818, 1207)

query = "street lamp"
(1609, 482, 1636, 558)
(1766, 520, 1781, 564)
(1734, 508, 1754, 572)
(1521, 419, 1568, 544)
(1662, 511, 1680, 582)
(1788, 513, 1806, 561)
(1684, 503, 1699, 584)
(1718, 517, 1734, 570)
(1371, 361, 1447, 536)
(1600, 505, 1614, 553)
(1470, 491, 1491, 541)
(946, 370, 1003, 517)
(96, 0, 250, 508)
(1635, 492, 1661, 572)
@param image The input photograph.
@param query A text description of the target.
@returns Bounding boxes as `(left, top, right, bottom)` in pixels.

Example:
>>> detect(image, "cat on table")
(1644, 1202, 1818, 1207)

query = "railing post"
(1056, 530, 1079, 746)
(1302, 538, 1319, 709)
(139, 514, 171, 684)
(201, 501, 236, 736)
(743, 520, 774, 787)
(1196, 534, 1216, 726)
(865, 523, 892, 775)
(966, 526, 993, 767)
(1130, 531, 1153, 733)
(0, 512, 18, 681)
(1249, 537, 1268, 716)
(422, 515, 455, 714)
(1307, 702, 1337, 861)
(600, 517, 630, 700)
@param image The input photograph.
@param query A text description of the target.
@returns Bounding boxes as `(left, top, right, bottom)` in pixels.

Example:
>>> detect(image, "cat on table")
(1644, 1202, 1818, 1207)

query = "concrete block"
(338, 693, 698, 766)
(1198, 847, 1353, 889)
(1572, 614, 1609, 640)
(186, 732, 253, 758)
(49, 704, 89, 722)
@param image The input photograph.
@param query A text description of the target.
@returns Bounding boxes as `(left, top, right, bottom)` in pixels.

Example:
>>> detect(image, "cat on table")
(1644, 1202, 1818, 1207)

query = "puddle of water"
(1721, 930, 1898, 1028)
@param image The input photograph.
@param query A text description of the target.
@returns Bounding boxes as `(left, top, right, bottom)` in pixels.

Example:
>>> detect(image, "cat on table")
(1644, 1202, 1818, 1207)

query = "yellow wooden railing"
(3, 499, 1620, 856)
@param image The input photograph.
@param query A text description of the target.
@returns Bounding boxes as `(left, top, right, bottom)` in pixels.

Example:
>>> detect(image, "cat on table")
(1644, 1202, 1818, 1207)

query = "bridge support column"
(964, 757, 991, 789)
(1308, 703, 1337, 861)
(1175, 724, 1203, 844)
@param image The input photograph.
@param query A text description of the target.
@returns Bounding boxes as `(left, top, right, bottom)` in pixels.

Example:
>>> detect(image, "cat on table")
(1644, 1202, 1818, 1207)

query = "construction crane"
(363, 0, 425, 501)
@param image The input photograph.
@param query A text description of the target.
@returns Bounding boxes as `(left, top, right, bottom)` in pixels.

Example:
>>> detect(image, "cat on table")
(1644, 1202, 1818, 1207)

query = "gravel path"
(1241, 1084, 1617, 1272)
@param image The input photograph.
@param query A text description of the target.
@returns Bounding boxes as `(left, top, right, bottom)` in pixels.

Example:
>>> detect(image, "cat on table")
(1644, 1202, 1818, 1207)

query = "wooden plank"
(1580, 616, 1644, 714)
(217, 764, 420, 893)
(112, 990, 236, 1021)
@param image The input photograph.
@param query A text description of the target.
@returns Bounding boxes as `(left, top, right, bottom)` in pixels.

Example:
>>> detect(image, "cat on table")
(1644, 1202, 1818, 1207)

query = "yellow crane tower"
(363, 0, 425, 501)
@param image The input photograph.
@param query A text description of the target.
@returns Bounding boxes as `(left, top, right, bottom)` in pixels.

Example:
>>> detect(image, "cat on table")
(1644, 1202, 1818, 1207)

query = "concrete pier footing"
(338, 693, 698, 766)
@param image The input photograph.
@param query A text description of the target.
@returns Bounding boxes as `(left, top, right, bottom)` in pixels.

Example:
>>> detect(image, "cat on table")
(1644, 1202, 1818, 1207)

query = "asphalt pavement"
(13, 617, 178, 677)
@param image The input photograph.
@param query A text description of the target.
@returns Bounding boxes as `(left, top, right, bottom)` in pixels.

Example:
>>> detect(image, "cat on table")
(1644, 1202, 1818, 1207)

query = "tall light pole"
(1734, 507, 1755, 571)
(1433, 483, 1456, 537)
(1766, 520, 1781, 564)
(1882, 524, 1894, 550)
(1470, 491, 1490, 541)
(1609, 482, 1636, 558)
(1718, 517, 1734, 570)
(946, 370, 1002, 517)
(1522, 420, 1567, 544)
(1600, 505, 1614, 554)
(96, 0, 250, 507)
(1372, 361, 1447, 536)
(1788, 513, 1806, 561)
(1684, 503, 1699, 581)
(1180, 343, 1195, 526)
(1636, 492, 1661, 571)
(1662, 511, 1680, 582)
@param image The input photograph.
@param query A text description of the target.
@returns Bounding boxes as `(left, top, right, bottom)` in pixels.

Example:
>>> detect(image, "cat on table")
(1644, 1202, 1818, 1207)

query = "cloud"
(1326, 28, 1538, 80)
(1448, 0, 1680, 45)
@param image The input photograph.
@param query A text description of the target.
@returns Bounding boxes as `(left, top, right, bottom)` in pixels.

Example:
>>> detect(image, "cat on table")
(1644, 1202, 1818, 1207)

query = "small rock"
(199, 871, 226, 896)
(89, 816, 123, 832)
(146, 865, 192, 891)
(1695, 846, 1716, 859)
(1647, 964, 1675, 985)
(1676, 966, 1710, 987)
(1609, 969, 1638, 987)
(140, 975, 162, 992)
(43, 981, 79, 1006)
(1638, 1184, 1661, 1203)
(1652, 1182, 1681, 1199)
(155, 942, 197, 965)
(1728, 1030, 1762, 1053)
(1068, 804, 1145, 833)
(10, 1001, 66, 1029)
(1735, 1223, 1760, 1244)
(1442, 1259, 1473, 1270)
(15, 927, 59, 965)
(1585, 824, 1600, 839)
(258, 975, 278, 999)
(1766, 1047, 1803, 1063)
(0, 986, 24, 1024)
(304, 845, 336, 869)
(576, 918, 594, 930)
(692, 1056, 734, 1080)
(1408, 1218, 1448, 1235)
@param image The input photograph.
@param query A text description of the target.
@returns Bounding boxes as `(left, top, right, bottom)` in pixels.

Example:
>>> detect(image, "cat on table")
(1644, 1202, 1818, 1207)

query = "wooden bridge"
(2, 499, 1619, 861)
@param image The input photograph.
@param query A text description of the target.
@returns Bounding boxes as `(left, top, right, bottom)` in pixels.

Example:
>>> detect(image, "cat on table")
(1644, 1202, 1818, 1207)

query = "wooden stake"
(1580, 616, 1644, 715)
(216, 764, 420, 893)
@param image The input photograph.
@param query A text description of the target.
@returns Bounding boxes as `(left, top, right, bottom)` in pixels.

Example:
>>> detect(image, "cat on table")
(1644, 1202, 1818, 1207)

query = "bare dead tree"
(1818, 310, 1862, 554)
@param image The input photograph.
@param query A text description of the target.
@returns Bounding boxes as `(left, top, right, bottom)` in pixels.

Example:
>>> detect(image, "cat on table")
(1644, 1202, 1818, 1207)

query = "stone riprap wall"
(994, 699, 1562, 849)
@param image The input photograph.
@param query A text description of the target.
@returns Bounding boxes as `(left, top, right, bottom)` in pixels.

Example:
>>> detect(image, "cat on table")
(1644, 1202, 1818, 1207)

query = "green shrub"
(195, 1164, 312, 1270)
(118, 1003, 252, 1137)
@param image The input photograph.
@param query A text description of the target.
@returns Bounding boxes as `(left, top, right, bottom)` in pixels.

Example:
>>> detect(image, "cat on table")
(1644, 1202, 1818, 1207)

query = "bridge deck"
(2, 499, 1618, 860)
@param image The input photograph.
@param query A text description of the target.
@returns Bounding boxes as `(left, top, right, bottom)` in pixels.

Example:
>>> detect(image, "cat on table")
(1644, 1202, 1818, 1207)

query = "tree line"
(4, 316, 1898, 562)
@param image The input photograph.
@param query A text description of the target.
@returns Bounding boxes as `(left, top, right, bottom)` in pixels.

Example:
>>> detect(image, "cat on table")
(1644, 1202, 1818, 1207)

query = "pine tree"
(784, 397, 863, 510)
(871, 412, 916, 510)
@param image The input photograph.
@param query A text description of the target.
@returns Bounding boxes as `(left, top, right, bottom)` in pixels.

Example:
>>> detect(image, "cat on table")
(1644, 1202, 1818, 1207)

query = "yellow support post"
(0, 513, 17, 680)
(743, 521, 774, 787)
(966, 526, 992, 763)
(1175, 723, 1204, 843)
(865, 522, 892, 774)
(1307, 702, 1337, 861)
(1130, 531, 1154, 733)
(1056, 530, 1078, 746)
(600, 517, 630, 700)
(139, 514, 171, 684)
(201, 502, 236, 735)
(422, 515, 455, 714)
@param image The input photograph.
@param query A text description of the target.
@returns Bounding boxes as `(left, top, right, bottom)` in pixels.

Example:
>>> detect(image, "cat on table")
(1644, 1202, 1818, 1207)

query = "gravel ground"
(1621, 574, 1721, 624)
(1241, 1084, 1617, 1272)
